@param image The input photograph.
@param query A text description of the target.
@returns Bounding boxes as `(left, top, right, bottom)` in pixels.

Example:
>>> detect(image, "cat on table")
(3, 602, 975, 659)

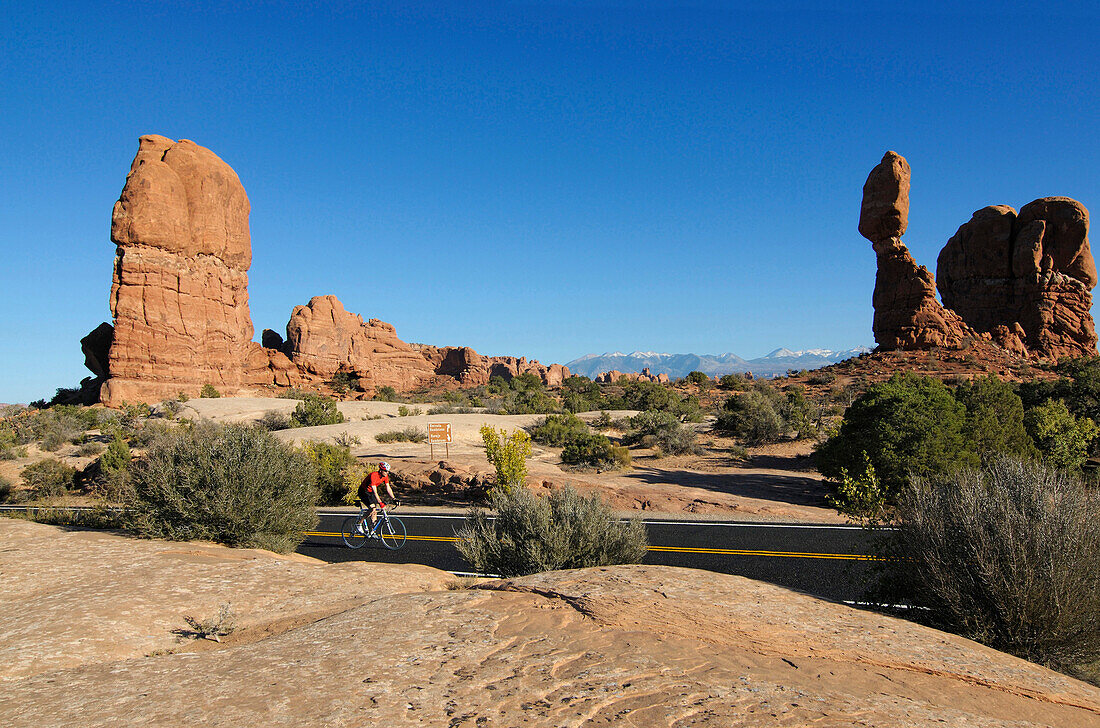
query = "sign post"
(427, 422, 452, 459)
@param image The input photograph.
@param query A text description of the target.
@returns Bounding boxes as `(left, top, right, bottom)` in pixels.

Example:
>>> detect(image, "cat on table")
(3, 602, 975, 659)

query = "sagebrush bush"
(561, 432, 631, 470)
(200, 384, 221, 398)
(94, 435, 132, 502)
(529, 413, 589, 446)
(715, 389, 785, 444)
(126, 423, 318, 552)
(290, 394, 345, 428)
(375, 427, 427, 443)
(20, 459, 76, 500)
(257, 410, 292, 431)
(624, 410, 699, 455)
(889, 456, 1100, 667)
(456, 485, 648, 576)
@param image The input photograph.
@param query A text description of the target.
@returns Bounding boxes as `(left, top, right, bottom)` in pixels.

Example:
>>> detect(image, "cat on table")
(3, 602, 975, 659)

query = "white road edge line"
(316, 511, 870, 530)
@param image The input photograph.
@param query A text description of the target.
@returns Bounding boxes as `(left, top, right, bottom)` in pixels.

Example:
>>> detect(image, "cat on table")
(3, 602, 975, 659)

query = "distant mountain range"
(565, 347, 872, 379)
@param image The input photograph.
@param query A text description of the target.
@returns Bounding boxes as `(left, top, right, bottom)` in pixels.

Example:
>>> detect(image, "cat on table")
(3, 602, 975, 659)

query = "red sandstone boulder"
(284, 295, 437, 391)
(859, 153, 972, 351)
(102, 136, 255, 406)
(937, 197, 1097, 358)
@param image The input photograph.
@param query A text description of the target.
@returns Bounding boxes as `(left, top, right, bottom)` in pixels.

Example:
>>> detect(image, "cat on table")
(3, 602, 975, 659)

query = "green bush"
(561, 376, 606, 413)
(95, 435, 132, 501)
(481, 425, 532, 492)
(715, 388, 786, 444)
(954, 375, 1037, 460)
(1024, 399, 1099, 471)
(717, 373, 749, 391)
(623, 410, 699, 455)
(456, 484, 648, 577)
(529, 413, 589, 447)
(396, 405, 422, 417)
(888, 456, 1100, 667)
(200, 384, 221, 398)
(375, 427, 427, 443)
(125, 423, 318, 552)
(561, 433, 631, 470)
(290, 394, 345, 428)
(21, 459, 77, 500)
(257, 410, 292, 431)
(815, 373, 977, 493)
(373, 385, 399, 402)
(328, 370, 361, 395)
(301, 440, 357, 506)
(685, 371, 711, 388)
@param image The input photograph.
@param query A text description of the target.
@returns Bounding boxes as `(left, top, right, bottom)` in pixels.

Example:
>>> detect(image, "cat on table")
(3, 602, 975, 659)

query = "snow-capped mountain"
(565, 347, 871, 379)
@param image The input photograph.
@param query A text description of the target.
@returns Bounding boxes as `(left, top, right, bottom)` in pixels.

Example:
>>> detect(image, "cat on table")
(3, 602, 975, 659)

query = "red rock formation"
(91, 136, 575, 404)
(101, 136, 255, 406)
(283, 295, 438, 391)
(594, 368, 670, 384)
(937, 197, 1097, 358)
(860, 152, 973, 350)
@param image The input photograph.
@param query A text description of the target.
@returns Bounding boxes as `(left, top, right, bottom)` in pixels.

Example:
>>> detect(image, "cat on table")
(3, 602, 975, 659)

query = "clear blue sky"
(2, 1, 1099, 403)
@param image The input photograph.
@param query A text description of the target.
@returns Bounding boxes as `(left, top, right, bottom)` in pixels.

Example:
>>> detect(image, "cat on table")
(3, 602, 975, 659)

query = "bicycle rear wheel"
(378, 516, 406, 550)
(341, 515, 368, 549)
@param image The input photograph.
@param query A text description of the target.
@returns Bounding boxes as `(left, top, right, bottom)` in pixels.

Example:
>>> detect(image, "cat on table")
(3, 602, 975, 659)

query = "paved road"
(299, 511, 881, 603)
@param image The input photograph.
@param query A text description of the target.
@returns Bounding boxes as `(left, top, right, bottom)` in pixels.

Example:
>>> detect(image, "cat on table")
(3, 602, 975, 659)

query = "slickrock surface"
(938, 197, 1098, 358)
(0, 519, 449, 682)
(2, 523, 1097, 727)
(103, 135, 257, 406)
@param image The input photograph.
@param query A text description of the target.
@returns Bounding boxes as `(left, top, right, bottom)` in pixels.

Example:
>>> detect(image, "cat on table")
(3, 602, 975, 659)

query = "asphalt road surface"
(299, 511, 882, 604)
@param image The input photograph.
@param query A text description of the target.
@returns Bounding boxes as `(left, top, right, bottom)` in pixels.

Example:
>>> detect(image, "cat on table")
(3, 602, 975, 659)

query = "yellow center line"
(304, 531, 880, 560)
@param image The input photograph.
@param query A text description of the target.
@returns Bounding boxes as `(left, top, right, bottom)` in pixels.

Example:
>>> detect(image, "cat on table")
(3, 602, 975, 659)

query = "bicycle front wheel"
(378, 516, 406, 550)
(341, 516, 368, 549)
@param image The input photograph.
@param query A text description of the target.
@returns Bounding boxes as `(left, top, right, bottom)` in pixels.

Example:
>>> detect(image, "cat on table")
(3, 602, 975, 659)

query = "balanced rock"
(937, 197, 1097, 358)
(101, 136, 255, 405)
(859, 152, 972, 350)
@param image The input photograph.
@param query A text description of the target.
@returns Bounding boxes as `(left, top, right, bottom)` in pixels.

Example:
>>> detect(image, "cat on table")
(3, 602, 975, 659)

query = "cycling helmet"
(378, 461, 390, 472)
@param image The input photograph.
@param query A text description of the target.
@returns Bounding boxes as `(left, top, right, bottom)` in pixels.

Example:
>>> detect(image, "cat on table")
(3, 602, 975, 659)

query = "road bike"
(341, 504, 406, 550)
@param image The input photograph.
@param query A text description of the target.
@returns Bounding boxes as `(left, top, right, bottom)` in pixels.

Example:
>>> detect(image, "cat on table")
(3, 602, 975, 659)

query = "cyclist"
(357, 461, 398, 529)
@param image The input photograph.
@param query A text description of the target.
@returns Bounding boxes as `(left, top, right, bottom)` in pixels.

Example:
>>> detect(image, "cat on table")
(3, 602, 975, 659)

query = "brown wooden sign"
(427, 422, 452, 444)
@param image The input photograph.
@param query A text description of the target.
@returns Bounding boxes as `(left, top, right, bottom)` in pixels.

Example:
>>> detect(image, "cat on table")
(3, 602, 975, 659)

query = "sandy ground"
(183, 398, 842, 522)
(2, 520, 1098, 727)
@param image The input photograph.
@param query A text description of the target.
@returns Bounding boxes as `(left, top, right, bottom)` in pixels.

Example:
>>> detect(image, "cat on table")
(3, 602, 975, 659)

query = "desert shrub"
(561, 376, 606, 413)
(126, 423, 318, 552)
(888, 456, 1100, 667)
(130, 419, 172, 449)
(333, 432, 362, 448)
(781, 386, 819, 439)
(807, 370, 836, 386)
(77, 440, 104, 457)
(257, 410, 292, 431)
(373, 385, 398, 402)
(480, 425, 531, 492)
(396, 405, 422, 417)
(826, 452, 887, 524)
(1024, 399, 1099, 471)
(561, 433, 631, 470)
(529, 413, 589, 447)
(94, 435, 132, 501)
(456, 484, 648, 577)
(375, 427, 427, 443)
(290, 394, 345, 428)
(301, 440, 358, 506)
(328, 369, 361, 395)
(498, 387, 561, 415)
(200, 384, 221, 398)
(815, 373, 977, 493)
(623, 410, 699, 455)
(717, 373, 749, 391)
(1019, 356, 1100, 424)
(182, 603, 237, 642)
(715, 388, 786, 444)
(21, 459, 76, 500)
(685, 371, 711, 388)
(592, 411, 613, 429)
(953, 375, 1037, 460)
(427, 405, 478, 415)
(0, 475, 13, 503)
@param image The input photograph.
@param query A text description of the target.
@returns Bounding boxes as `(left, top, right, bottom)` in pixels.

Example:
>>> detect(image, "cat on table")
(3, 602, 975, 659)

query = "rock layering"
(3, 520, 1098, 727)
(861, 151, 1097, 359)
(102, 135, 256, 405)
(94, 137, 567, 404)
